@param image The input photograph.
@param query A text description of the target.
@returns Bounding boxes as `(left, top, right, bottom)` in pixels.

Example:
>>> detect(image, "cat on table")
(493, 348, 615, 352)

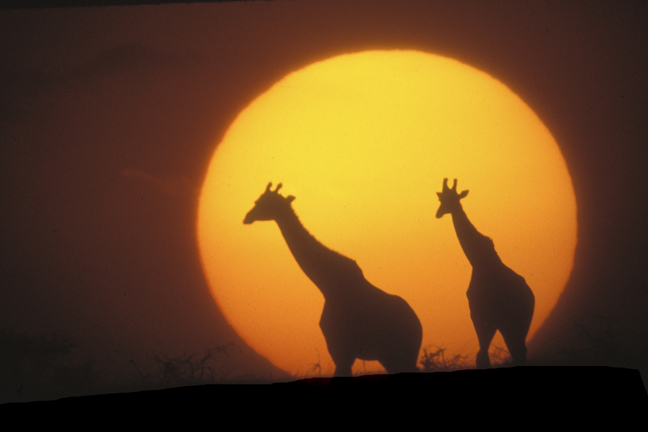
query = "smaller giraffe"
(436, 178, 535, 368)
(244, 182, 423, 376)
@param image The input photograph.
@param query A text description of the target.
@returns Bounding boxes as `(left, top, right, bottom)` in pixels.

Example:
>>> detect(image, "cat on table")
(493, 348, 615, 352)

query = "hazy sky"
(1, 0, 647, 398)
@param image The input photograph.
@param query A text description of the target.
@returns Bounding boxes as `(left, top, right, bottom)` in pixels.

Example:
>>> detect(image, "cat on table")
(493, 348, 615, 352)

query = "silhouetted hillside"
(4, 367, 645, 415)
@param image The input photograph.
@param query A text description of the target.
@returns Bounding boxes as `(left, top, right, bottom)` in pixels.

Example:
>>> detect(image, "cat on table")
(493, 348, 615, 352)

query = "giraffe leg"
(500, 300, 533, 366)
(473, 320, 497, 369)
(326, 337, 355, 377)
(380, 352, 419, 375)
(332, 356, 355, 377)
(500, 326, 529, 366)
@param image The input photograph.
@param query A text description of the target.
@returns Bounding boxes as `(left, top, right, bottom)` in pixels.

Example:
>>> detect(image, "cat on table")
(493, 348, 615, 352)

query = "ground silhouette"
(8, 367, 645, 415)
(244, 182, 422, 376)
(436, 178, 535, 368)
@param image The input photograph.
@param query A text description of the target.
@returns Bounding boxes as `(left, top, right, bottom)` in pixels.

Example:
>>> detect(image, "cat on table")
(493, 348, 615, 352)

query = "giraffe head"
(243, 182, 296, 224)
(435, 178, 469, 218)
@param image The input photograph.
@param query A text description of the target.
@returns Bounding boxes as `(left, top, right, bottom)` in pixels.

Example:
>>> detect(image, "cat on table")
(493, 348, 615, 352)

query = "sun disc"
(197, 50, 576, 376)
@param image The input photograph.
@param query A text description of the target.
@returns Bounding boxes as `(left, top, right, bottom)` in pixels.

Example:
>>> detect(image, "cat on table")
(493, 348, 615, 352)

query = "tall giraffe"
(435, 178, 535, 368)
(244, 182, 423, 377)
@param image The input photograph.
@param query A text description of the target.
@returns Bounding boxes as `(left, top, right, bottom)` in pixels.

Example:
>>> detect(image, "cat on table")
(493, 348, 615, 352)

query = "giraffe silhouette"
(244, 182, 423, 377)
(435, 178, 535, 368)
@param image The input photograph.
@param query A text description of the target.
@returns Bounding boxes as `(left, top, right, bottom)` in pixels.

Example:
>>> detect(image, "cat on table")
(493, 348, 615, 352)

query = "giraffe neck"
(274, 207, 364, 300)
(450, 205, 501, 269)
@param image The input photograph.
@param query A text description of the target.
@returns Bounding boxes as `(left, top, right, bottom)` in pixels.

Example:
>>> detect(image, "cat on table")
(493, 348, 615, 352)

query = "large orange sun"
(197, 50, 576, 377)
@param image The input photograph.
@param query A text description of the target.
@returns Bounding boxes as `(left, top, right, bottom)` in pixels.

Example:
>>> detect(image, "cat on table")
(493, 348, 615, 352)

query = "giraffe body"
(319, 281, 423, 375)
(436, 178, 534, 368)
(244, 183, 423, 377)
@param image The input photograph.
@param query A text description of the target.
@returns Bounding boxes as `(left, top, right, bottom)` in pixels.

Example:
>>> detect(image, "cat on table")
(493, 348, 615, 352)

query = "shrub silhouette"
(127, 343, 239, 390)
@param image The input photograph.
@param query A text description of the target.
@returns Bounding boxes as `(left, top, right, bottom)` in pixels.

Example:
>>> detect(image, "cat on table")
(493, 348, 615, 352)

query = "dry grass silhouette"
(296, 343, 515, 378)
(418, 346, 470, 372)
(418, 344, 513, 372)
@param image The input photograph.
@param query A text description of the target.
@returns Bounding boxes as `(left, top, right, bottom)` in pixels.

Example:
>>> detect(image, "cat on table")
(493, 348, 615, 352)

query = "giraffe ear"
(459, 190, 469, 199)
(287, 195, 296, 203)
(436, 192, 443, 200)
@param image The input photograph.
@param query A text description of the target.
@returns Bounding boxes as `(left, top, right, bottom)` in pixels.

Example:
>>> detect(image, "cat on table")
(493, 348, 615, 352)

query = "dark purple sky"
(1, 1, 647, 398)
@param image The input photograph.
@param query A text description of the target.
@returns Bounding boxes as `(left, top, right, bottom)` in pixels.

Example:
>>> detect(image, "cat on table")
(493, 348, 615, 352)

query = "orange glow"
(197, 50, 577, 376)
